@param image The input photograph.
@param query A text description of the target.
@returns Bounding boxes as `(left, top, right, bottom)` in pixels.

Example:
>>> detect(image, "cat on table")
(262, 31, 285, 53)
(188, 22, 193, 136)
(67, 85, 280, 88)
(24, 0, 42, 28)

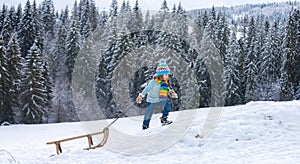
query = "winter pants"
(143, 101, 171, 126)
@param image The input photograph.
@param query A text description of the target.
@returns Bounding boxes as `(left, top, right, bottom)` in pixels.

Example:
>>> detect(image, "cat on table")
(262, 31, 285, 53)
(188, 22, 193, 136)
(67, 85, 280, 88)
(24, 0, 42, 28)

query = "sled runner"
(47, 127, 109, 155)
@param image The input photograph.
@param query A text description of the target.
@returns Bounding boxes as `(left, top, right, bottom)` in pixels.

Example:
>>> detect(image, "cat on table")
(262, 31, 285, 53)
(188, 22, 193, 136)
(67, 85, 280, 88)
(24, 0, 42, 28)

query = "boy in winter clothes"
(136, 59, 178, 130)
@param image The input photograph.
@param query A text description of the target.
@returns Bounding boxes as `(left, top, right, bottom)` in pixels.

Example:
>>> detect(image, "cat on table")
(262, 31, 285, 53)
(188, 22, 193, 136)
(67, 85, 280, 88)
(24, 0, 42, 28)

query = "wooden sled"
(47, 103, 136, 155)
(47, 127, 109, 155)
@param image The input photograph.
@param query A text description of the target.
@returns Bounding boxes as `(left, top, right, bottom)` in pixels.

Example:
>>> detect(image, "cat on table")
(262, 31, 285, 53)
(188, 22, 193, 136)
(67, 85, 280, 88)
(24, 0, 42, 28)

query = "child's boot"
(142, 125, 149, 130)
(160, 116, 172, 126)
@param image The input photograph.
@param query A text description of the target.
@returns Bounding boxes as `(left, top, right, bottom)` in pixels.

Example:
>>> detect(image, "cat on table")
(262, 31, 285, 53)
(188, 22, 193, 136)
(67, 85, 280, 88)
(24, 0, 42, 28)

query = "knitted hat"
(156, 59, 170, 76)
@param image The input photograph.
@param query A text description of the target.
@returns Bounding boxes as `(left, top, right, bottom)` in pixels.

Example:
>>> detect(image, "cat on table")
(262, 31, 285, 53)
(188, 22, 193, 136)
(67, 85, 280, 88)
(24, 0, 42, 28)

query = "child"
(136, 59, 178, 130)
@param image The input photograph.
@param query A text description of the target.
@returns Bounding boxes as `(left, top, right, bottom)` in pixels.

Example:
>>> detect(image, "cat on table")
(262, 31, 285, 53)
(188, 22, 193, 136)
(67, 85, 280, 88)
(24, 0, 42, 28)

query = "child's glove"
(136, 93, 143, 104)
(169, 90, 178, 99)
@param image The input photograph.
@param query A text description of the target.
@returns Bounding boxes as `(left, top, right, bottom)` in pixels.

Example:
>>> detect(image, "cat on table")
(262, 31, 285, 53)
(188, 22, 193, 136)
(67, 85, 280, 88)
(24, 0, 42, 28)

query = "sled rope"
(106, 103, 136, 128)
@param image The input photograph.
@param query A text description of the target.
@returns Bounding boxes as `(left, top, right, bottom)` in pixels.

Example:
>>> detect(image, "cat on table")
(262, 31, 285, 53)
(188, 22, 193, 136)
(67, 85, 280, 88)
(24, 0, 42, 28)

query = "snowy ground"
(1, 101, 300, 163)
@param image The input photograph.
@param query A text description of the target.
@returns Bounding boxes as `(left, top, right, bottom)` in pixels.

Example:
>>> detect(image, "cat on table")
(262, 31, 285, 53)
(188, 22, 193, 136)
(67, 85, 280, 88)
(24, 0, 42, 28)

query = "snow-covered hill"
(1, 101, 300, 163)
(188, 1, 300, 22)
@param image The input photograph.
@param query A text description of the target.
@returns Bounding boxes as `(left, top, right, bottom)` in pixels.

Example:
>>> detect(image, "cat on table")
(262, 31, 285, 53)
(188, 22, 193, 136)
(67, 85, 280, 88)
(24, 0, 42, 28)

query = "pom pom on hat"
(160, 59, 166, 64)
(156, 59, 170, 75)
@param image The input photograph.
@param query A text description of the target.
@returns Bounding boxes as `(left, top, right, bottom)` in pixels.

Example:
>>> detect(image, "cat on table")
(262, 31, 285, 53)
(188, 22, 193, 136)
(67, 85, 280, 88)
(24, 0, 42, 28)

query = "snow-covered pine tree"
(51, 73, 78, 122)
(0, 4, 7, 32)
(174, 2, 189, 41)
(245, 62, 257, 102)
(244, 16, 258, 102)
(205, 7, 218, 42)
(195, 58, 211, 107)
(109, 0, 118, 18)
(18, 0, 35, 57)
(257, 24, 270, 99)
(159, 16, 178, 49)
(126, 0, 131, 12)
(6, 33, 23, 123)
(245, 16, 256, 54)
(73, 37, 104, 120)
(8, 6, 16, 24)
(55, 10, 59, 19)
(293, 9, 300, 97)
(120, 0, 127, 14)
(61, 6, 69, 25)
(32, 0, 44, 52)
(95, 57, 108, 116)
(210, 6, 216, 22)
(73, 30, 97, 98)
(202, 10, 209, 28)
(98, 10, 108, 27)
(160, 11, 172, 33)
(56, 0, 81, 122)
(271, 21, 283, 80)
(14, 4, 22, 30)
(78, 0, 85, 25)
(154, 0, 169, 31)
(171, 3, 176, 14)
(198, 28, 223, 107)
(41, 60, 53, 123)
(0, 35, 15, 124)
(20, 41, 47, 124)
(192, 11, 204, 48)
(254, 16, 267, 100)
(236, 38, 247, 103)
(41, 0, 55, 36)
(49, 6, 78, 123)
(176, 3, 184, 18)
(48, 11, 67, 121)
(106, 17, 118, 47)
(97, 54, 116, 118)
(280, 9, 297, 100)
(216, 12, 230, 63)
(161, 0, 169, 11)
(65, 1, 81, 80)
(188, 12, 202, 67)
(82, 17, 92, 39)
(235, 15, 249, 103)
(79, 0, 90, 36)
(88, 0, 98, 31)
(1, 13, 14, 46)
(96, 18, 137, 118)
(254, 15, 267, 75)
(280, 71, 294, 101)
(129, 0, 143, 33)
(49, 6, 69, 81)
(241, 15, 249, 40)
(225, 25, 241, 106)
(143, 10, 154, 31)
(116, 1, 129, 33)
(7, 6, 16, 31)
(259, 21, 281, 100)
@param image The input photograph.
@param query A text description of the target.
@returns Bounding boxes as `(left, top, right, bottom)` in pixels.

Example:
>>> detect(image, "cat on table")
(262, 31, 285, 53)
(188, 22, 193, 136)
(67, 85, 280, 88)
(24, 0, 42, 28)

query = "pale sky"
(0, 0, 296, 12)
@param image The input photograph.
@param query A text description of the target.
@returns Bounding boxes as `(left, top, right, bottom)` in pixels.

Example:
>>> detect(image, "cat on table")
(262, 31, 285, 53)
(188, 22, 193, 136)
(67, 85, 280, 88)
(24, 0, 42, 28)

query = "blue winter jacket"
(141, 79, 165, 103)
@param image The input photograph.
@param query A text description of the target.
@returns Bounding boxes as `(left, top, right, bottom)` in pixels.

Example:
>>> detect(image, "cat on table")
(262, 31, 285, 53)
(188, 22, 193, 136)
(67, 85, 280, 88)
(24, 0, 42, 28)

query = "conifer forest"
(0, 0, 299, 124)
